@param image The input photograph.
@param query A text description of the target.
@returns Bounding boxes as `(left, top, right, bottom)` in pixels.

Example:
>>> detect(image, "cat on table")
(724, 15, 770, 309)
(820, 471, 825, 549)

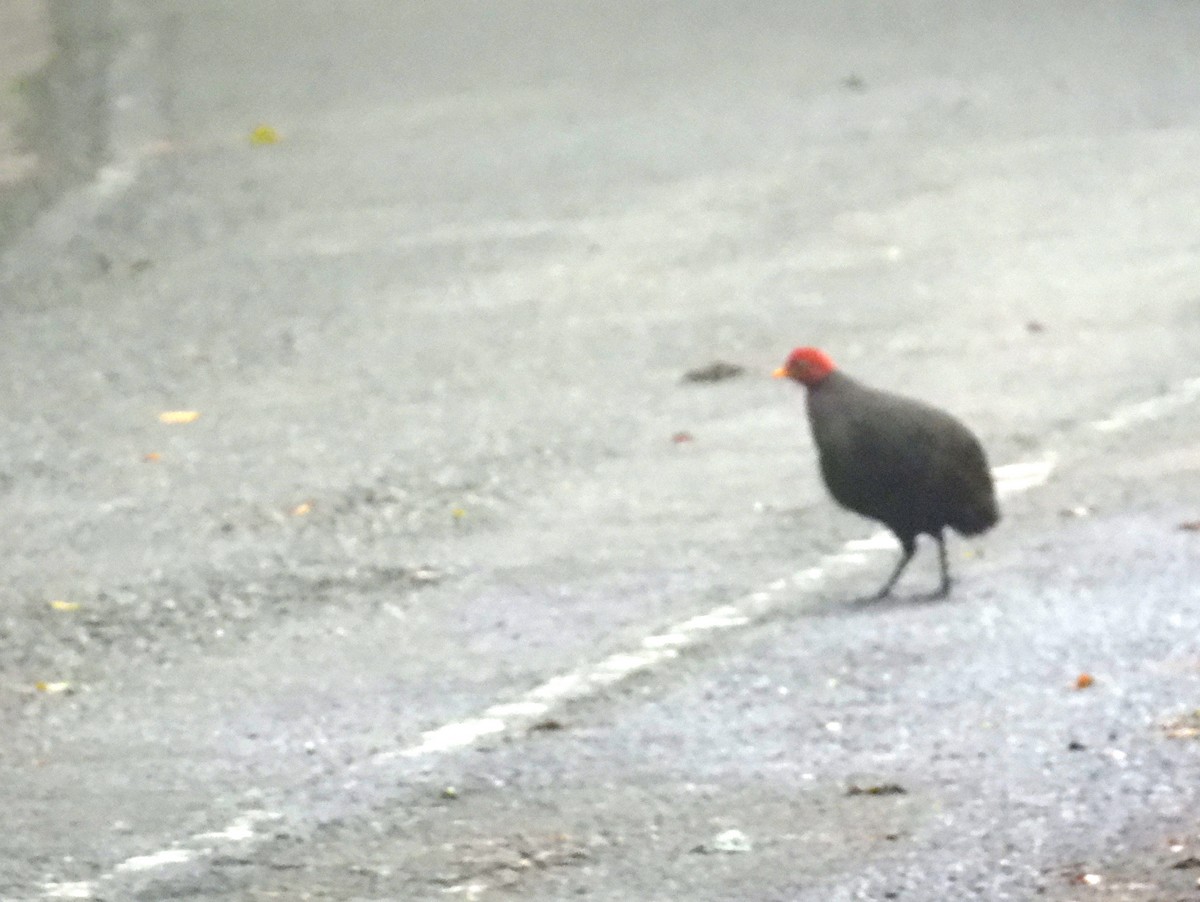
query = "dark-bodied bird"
(774, 347, 999, 599)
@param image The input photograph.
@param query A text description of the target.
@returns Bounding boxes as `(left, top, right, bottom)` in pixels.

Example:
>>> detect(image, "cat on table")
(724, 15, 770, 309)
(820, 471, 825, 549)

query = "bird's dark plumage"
(776, 347, 999, 599)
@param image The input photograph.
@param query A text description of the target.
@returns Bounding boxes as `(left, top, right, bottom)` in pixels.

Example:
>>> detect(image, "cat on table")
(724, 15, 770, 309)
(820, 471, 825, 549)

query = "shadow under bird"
(774, 347, 999, 599)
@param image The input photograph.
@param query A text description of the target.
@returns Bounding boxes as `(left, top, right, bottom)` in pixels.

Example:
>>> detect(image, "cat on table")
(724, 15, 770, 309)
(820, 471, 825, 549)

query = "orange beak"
(772, 367, 788, 378)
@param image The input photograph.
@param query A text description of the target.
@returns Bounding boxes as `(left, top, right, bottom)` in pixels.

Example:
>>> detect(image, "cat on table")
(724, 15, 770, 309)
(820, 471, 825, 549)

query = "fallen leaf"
(1179, 521, 1200, 532)
(671, 431, 694, 444)
(1071, 873, 1103, 886)
(682, 361, 745, 383)
(846, 783, 907, 797)
(1162, 710, 1200, 739)
(529, 719, 565, 732)
(1172, 856, 1200, 870)
(451, 508, 467, 520)
(1026, 320, 1046, 333)
(158, 410, 200, 425)
(1075, 673, 1095, 690)
(143, 451, 162, 462)
(250, 124, 281, 145)
(35, 681, 72, 694)
(48, 600, 81, 612)
(290, 501, 313, 516)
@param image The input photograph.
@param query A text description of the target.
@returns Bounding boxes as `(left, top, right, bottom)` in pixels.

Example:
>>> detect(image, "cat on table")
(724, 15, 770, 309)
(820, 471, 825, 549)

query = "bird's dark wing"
(807, 376, 997, 537)
(807, 380, 935, 529)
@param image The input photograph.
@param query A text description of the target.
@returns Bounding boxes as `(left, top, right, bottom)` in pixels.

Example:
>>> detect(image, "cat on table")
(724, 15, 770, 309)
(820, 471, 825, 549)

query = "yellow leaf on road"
(48, 600, 80, 612)
(290, 502, 313, 516)
(158, 410, 200, 424)
(250, 124, 280, 145)
(35, 681, 72, 694)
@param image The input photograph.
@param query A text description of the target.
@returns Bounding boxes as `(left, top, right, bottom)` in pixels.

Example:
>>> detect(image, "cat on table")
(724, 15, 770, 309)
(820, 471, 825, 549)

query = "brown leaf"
(846, 783, 906, 797)
(1075, 673, 1095, 690)
(1179, 520, 1200, 532)
(682, 361, 745, 383)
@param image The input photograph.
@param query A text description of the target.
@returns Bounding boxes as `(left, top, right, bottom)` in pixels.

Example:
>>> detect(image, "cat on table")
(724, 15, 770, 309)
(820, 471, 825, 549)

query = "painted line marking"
(993, 457, 1058, 497)
(1091, 377, 1200, 433)
(40, 885, 94, 900)
(368, 453, 1059, 778)
(114, 849, 197, 873)
(844, 530, 898, 552)
(400, 718, 507, 757)
(36, 376, 1200, 899)
(39, 810, 282, 899)
(192, 810, 280, 843)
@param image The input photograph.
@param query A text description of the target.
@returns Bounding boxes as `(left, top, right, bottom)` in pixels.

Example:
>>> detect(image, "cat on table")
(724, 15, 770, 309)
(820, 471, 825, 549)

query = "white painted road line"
(1091, 377, 1200, 433)
(993, 457, 1058, 497)
(40, 811, 283, 900)
(35, 378, 1200, 899)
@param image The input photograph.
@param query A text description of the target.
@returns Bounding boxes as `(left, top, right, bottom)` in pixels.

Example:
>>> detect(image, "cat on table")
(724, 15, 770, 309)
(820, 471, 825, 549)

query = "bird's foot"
(913, 581, 953, 603)
(850, 580, 952, 607)
(848, 585, 896, 606)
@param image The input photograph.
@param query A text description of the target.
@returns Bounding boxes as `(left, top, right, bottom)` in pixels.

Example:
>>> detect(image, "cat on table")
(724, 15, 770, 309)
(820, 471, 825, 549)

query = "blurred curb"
(0, 0, 111, 251)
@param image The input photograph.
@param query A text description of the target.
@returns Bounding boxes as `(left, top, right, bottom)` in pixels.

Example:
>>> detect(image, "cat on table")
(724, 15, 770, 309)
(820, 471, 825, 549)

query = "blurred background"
(2, 2, 1199, 899)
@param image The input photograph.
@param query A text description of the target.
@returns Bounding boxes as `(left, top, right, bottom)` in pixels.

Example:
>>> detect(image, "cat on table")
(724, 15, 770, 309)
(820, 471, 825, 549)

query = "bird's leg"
(934, 530, 952, 598)
(871, 536, 916, 600)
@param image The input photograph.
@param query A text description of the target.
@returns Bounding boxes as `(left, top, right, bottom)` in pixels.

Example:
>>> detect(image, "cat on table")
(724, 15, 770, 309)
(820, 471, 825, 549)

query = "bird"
(774, 346, 999, 599)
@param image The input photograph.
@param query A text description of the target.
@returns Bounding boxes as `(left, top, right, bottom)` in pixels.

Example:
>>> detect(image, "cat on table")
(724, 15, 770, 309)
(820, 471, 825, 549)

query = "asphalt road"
(2, 2, 1200, 900)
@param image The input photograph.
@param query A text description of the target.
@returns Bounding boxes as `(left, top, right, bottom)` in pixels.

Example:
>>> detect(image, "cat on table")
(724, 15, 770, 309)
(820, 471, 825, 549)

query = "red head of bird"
(773, 347, 837, 387)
